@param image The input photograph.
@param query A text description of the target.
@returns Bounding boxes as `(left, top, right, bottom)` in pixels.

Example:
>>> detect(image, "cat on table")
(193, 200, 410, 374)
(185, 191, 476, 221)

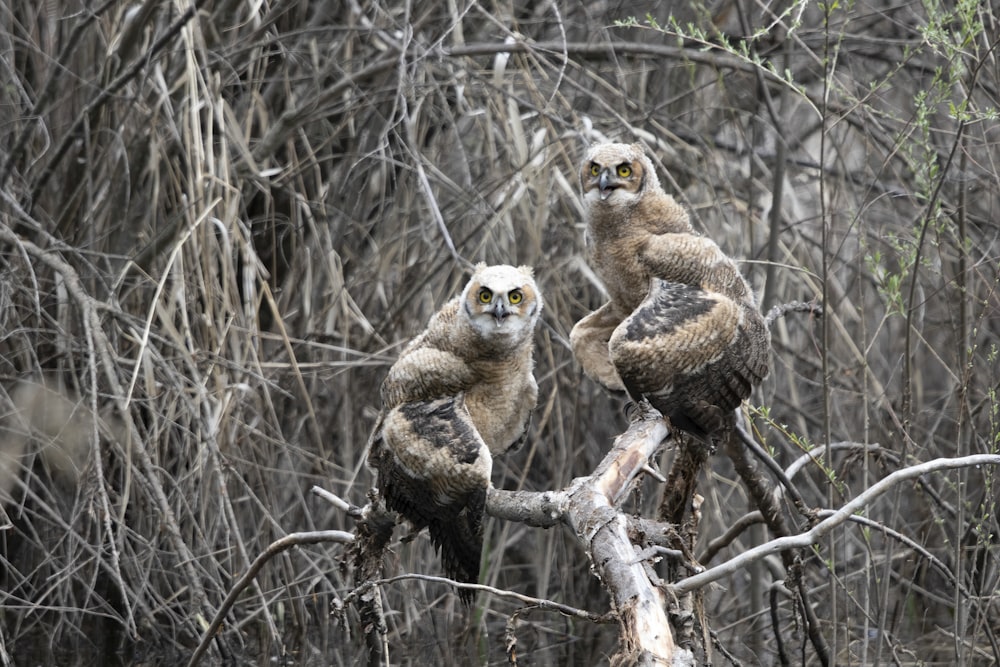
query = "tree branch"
(669, 454, 1000, 596)
(186, 530, 355, 667)
(491, 410, 681, 665)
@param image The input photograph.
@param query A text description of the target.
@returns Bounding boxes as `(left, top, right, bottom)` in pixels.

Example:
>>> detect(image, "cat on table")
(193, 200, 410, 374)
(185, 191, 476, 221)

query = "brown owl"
(367, 263, 542, 602)
(570, 142, 769, 440)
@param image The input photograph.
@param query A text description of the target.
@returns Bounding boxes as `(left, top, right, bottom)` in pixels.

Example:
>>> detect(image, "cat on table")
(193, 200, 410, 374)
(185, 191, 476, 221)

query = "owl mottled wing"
(610, 279, 769, 439)
(379, 344, 477, 408)
(369, 395, 490, 604)
(637, 233, 753, 304)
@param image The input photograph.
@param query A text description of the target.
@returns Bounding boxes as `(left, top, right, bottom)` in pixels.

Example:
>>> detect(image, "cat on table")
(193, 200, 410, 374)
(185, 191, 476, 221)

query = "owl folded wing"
(370, 394, 491, 603)
(610, 279, 768, 439)
(638, 233, 754, 305)
(379, 346, 477, 408)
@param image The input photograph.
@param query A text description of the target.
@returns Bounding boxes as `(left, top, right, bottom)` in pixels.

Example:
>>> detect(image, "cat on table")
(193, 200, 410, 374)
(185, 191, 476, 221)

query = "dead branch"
(186, 530, 355, 667)
(669, 454, 1000, 596)
(485, 486, 569, 527)
(350, 492, 396, 666)
(562, 411, 681, 665)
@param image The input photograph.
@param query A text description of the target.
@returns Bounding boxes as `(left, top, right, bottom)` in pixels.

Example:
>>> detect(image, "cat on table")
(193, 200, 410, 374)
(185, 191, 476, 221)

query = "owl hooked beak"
(491, 302, 510, 325)
(598, 170, 617, 200)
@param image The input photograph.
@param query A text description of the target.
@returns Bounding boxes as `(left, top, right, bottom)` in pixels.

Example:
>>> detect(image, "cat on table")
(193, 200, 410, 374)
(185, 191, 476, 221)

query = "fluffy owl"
(367, 263, 542, 602)
(570, 142, 769, 440)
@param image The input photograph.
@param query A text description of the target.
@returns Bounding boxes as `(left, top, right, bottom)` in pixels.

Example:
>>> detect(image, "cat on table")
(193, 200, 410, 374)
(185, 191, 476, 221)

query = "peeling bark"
(350, 492, 396, 666)
(491, 410, 693, 665)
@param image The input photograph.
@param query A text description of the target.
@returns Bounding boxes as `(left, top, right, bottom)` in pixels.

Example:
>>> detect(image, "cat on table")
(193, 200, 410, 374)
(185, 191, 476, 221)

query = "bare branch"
(670, 454, 1000, 596)
(186, 530, 355, 667)
(351, 572, 614, 624)
(487, 487, 569, 527)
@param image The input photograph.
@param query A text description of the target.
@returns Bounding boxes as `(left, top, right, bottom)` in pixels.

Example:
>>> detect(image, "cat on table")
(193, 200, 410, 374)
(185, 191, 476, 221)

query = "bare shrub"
(1, 0, 997, 664)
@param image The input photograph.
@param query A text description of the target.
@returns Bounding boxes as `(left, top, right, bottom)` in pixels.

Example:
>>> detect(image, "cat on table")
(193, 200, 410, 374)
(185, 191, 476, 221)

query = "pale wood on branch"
(488, 408, 688, 666)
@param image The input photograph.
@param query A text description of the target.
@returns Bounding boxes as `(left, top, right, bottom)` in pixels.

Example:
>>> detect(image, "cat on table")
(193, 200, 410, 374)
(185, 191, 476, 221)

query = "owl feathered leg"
(570, 301, 628, 392)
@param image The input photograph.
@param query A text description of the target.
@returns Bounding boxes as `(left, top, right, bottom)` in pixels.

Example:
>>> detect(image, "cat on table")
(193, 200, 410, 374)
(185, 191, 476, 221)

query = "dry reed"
(1, 0, 998, 664)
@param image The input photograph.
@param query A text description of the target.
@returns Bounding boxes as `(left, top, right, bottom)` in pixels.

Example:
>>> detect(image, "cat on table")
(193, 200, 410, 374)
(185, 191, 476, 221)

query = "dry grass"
(1, 0, 998, 665)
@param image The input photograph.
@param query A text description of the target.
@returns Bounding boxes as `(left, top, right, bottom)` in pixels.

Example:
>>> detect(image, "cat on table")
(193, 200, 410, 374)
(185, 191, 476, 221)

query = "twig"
(764, 300, 823, 328)
(311, 485, 364, 518)
(347, 573, 614, 624)
(186, 530, 355, 667)
(698, 511, 765, 564)
(770, 581, 795, 667)
(670, 454, 1000, 596)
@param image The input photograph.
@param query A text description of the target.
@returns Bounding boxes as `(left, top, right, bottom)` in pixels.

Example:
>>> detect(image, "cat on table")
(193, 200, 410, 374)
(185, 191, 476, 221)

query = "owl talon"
(624, 396, 662, 424)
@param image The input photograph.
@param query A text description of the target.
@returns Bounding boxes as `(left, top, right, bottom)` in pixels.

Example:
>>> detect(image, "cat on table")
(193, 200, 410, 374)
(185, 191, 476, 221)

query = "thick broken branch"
(485, 487, 569, 527)
(490, 411, 682, 665)
(569, 414, 677, 666)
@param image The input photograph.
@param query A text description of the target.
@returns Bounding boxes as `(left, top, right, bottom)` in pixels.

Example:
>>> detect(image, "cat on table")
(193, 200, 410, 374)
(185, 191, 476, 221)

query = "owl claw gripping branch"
(570, 142, 770, 442)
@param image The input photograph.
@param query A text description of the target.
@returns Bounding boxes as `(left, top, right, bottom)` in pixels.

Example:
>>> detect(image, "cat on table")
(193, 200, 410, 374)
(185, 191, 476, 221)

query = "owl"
(569, 142, 769, 440)
(367, 263, 542, 602)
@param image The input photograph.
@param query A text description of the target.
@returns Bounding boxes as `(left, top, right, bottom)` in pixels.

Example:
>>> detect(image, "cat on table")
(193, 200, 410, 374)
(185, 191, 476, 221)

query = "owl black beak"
(598, 170, 616, 200)
(492, 302, 509, 325)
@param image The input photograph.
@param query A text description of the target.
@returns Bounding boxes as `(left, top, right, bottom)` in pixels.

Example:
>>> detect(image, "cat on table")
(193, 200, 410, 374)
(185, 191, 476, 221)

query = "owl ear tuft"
(516, 265, 535, 278)
(630, 142, 646, 156)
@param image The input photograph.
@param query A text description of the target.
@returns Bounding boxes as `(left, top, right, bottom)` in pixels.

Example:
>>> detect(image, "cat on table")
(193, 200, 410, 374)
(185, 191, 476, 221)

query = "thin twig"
(670, 454, 1000, 595)
(347, 573, 614, 624)
(186, 530, 355, 667)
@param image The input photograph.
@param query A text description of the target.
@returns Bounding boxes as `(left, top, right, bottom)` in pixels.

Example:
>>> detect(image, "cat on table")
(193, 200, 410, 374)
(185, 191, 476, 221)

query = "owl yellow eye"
(478, 288, 493, 304)
(508, 290, 523, 305)
(590, 163, 600, 177)
(617, 164, 632, 178)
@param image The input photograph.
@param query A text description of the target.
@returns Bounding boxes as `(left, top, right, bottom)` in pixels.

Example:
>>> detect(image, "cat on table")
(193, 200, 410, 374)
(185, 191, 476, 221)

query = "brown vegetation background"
(1, 0, 998, 664)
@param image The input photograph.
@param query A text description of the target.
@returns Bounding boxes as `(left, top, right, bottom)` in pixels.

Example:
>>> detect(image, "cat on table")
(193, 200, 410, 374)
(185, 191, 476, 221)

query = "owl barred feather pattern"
(368, 264, 542, 602)
(570, 142, 769, 440)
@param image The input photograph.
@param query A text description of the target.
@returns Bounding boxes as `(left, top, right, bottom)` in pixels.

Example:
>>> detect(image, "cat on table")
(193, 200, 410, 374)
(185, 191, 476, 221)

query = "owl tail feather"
(427, 488, 486, 606)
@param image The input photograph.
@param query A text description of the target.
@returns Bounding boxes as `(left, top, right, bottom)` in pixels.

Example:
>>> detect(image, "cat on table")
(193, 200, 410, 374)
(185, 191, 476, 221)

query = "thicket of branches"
(1, 0, 998, 664)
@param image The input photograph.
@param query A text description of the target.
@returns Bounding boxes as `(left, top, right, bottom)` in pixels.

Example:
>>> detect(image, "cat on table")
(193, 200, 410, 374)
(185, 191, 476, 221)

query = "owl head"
(580, 142, 662, 205)
(461, 263, 542, 344)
